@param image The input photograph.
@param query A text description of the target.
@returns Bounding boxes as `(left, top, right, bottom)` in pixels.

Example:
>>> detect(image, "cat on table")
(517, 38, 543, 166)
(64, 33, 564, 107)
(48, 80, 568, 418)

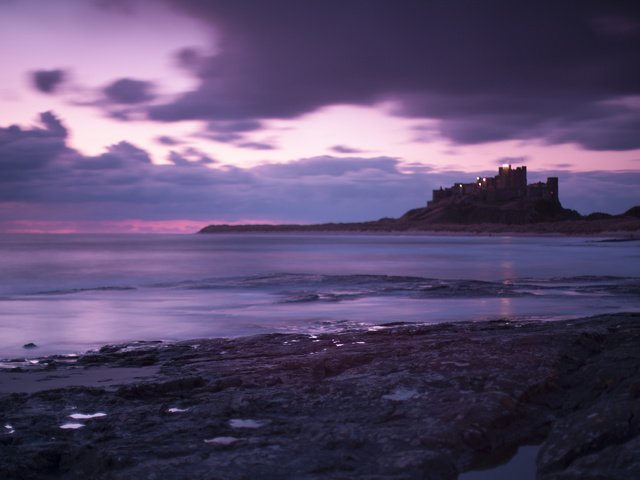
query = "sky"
(1, 0, 639, 233)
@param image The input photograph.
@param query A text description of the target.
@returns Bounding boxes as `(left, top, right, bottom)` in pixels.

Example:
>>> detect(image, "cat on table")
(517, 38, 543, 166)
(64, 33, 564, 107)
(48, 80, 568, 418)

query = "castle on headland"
(428, 164, 558, 207)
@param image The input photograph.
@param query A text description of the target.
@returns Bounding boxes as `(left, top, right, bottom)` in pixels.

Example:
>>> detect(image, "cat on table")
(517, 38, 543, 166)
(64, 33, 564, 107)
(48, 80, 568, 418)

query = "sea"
(0, 233, 638, 358)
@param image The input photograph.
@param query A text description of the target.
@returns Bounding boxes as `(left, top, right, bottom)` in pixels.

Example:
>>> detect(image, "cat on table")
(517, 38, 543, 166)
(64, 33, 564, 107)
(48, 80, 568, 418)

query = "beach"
(3, 0, 640, 477)
(2, 313, 640, 479)
(1, 233, 639, 478)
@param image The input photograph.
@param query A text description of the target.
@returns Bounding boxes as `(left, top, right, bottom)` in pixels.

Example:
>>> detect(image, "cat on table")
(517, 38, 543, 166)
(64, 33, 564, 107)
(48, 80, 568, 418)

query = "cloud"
(139, 0, 640, 151)
(1, 114, 638, 232)
(0, 114, 429, 224)
(200, 119, 267, 147)
(31, 69, 66, 94)
(169, 147, 216, 166)
(207, 120, 263, 133)
(96, 141, 153, 166)
(204, 132, 243, 143)
(331, 145, 364, 154)
(591, 14, 640, 37)
(156, 135, 183, 146)
(545, 105, 640, 151)
(174, 46, 208, 72)
(495, 156, 527, 167)
(0, 112, 69, 184)
(254, 156, 399, 178)
(237, 141, 275, 150)
(103, 78, 156, 104)
(39, 111, 69, 138)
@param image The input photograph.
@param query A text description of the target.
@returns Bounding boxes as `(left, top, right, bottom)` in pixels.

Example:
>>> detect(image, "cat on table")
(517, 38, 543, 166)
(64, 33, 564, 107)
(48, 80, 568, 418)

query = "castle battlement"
(428, 165, 558, 207)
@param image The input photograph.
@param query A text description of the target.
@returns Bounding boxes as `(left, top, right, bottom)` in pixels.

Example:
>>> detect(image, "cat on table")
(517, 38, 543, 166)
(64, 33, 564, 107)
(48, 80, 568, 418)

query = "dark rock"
(585, 212, 613, 220)
(22, 342, 38, 349)
(400, 197, 580, 225)
(116, 376, 206, 399)
(624, 205, 640, 218)
(1, 313, 640, 479)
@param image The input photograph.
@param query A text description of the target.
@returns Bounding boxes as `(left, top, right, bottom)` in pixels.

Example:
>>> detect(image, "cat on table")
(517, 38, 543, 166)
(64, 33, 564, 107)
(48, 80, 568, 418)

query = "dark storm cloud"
(145, 0, 640, 151)
(103, 78, 156, 104)
(1, 114, 637, 227)
(546, 106, 640, 151)
(31, 69, 66, 94)
(591, 14, 640, 36)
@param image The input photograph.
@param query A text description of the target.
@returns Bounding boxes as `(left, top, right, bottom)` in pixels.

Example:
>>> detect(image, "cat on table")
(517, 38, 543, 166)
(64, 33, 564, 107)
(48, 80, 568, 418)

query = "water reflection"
(0, 234, 638, 357)
(499, 297, 513, 318)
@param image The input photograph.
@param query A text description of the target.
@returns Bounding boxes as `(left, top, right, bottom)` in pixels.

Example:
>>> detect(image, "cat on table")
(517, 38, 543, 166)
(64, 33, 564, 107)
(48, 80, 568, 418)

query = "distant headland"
(200, 164, 640, 235)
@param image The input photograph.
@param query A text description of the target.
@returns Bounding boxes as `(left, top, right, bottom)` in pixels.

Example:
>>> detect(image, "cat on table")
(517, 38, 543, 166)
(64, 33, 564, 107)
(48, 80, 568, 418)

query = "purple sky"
(1, 0, 639, 232)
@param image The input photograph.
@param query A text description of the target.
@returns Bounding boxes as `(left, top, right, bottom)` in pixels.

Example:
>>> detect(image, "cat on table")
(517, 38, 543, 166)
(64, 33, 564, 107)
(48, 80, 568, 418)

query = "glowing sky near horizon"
(1, 0, 639, 232)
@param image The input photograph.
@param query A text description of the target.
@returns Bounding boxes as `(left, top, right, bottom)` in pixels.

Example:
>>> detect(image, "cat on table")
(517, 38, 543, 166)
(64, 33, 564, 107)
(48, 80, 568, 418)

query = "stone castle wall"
(429, 165, 559, 206)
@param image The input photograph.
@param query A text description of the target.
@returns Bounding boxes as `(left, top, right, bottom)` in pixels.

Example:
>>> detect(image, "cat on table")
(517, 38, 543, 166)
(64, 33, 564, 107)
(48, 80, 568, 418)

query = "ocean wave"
(541, 275, 636, 283)
(13, 273, 639, 302)
(272, 276, 540, 303)
(32, 286, 137, 296)
(512, 276, 640, 297)
(272, 274, 640, 302)
(417, 280, 522, 298)
(574, 283, 640, 296)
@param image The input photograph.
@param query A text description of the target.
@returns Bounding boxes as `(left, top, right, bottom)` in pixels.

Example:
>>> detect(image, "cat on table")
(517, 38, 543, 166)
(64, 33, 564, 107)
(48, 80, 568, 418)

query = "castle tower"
(496, 164, 527, 199)
(546, 177, 559, 202)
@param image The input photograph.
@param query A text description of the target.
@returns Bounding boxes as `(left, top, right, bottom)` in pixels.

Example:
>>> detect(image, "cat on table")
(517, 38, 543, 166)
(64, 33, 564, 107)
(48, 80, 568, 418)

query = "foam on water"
(229, 419, 267, 429)
(60, 422, 85, 430)
(204, 436, 239, 445)
(69, 412, 107, 420)
(167, 407, 188, 413)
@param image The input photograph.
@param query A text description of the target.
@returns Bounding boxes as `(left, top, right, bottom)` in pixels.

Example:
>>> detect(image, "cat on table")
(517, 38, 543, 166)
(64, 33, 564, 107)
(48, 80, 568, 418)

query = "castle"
(428, 164, 558, 207)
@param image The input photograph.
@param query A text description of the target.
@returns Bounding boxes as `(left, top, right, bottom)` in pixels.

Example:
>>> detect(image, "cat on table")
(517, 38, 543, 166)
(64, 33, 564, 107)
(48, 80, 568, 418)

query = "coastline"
(2, 313, 639, 479)
(198, 217, 640, 237)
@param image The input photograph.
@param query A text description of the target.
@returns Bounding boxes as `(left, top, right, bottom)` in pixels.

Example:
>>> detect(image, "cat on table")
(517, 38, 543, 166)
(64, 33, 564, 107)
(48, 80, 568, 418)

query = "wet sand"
(0, 366, 160, 394)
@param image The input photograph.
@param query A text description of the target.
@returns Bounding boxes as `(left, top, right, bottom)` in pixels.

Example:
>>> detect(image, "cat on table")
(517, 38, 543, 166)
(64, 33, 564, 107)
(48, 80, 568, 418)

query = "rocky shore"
(1, 313, 640, 479)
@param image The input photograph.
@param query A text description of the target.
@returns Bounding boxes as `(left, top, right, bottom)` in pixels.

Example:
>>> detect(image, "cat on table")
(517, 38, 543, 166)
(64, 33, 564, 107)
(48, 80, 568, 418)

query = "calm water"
(0, 233, 638, 357)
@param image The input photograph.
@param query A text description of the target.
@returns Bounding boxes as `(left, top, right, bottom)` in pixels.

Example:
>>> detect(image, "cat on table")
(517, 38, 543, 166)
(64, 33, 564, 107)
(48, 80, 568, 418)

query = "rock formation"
(1, 313, 639, 479)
